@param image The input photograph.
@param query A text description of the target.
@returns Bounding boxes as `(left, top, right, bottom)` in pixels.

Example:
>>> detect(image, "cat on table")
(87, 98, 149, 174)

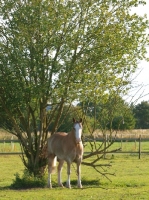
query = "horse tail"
(51, 156, 57, 173)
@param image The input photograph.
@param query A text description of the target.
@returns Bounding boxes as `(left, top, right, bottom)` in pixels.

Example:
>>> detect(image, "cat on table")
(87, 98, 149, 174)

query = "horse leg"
(77, 159, 82, 188)
(66, 162, 71, 188)
(57, 159, 64, 187)
(47, 154, 56, 188)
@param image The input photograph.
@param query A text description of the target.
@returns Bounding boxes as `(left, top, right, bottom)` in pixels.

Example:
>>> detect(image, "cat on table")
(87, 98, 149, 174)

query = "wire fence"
(0, 134, 149, 159)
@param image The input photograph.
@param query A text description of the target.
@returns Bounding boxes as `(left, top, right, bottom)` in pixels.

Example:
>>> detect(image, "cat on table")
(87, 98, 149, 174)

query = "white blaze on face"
(74, 123, 82, 143)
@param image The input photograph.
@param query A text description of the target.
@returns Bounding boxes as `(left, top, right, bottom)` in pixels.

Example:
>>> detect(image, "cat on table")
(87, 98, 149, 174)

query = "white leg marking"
(77, 162, 82, 188)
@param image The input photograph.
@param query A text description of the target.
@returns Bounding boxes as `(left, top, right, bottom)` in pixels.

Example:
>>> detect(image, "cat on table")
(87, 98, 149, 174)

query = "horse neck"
(68, 129, 77, 143)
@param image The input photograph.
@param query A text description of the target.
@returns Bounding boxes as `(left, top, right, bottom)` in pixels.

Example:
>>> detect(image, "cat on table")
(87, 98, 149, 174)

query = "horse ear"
(73, 118, 76, 123)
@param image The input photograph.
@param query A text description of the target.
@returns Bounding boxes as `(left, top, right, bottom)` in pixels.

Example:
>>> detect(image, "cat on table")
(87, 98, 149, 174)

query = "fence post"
(139, 135, 141, 159)
(121, 134, 123, 150)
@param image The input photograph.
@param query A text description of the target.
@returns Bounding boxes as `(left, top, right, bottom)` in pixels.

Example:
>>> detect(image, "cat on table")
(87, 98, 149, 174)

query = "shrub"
(10, 169, 47, 189)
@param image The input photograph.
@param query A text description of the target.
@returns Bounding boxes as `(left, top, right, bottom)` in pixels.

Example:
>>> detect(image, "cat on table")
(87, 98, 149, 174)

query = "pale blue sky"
(126, 1, 149, 104)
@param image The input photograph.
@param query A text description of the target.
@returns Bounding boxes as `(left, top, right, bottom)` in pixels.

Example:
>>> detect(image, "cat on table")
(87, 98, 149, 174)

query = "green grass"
(0, 154, 149, 200)
(0, 142, 21, 152)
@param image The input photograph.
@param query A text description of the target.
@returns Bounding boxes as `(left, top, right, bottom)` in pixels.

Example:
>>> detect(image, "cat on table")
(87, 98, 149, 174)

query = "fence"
(103, 135, 143, 159)
(84, 133, 149, 159)
(0, 136, 22, 155)
(0, 134, 149, 158)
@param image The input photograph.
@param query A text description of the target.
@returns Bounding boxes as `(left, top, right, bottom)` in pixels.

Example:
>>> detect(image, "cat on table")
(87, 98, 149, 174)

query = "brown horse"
(47, 118, 83, 188)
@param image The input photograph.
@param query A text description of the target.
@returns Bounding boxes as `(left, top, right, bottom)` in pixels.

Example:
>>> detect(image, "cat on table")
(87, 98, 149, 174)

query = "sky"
(127, 1, 149, 104)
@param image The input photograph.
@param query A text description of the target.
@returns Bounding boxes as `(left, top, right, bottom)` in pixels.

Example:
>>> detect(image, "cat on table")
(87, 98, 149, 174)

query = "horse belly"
(56, 144, 76, 162)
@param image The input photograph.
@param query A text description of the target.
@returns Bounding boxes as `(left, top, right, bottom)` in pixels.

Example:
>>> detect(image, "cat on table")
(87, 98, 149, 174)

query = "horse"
(47, 118, 83, 188)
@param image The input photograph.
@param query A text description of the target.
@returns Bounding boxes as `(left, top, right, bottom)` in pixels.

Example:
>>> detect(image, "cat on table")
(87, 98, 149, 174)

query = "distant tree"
(133, 101, 149, 129)
(78, 95, 136, 131)
(106, 96, 136, 130)
(111, 110, 135, 130)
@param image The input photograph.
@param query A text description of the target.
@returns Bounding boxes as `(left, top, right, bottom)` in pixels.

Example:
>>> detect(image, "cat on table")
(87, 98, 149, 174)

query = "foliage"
(107, 100, 136, 130)
(133, 101, 149, 129)
(111, 111, 135, 130)
(79, 95, 136, 131)
(0, 0, 148, 177)
(0, 105, 13, 130)
(48, 105, 94, 134)
(10, 170, 47, 189)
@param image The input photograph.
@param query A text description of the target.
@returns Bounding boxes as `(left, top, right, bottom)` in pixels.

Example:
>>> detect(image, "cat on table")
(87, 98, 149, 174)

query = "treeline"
(54, 99, 149, 132)
(1, 97, 148, 133)
(55, 98, 149, 133)
(132, 101, 149, 129)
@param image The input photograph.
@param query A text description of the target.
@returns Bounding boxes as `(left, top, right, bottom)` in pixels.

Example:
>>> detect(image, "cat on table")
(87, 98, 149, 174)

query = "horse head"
(73, 118, 83, 144)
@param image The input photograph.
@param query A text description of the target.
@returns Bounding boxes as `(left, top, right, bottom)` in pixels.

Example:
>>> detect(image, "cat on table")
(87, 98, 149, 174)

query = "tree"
(0, 0, 148, 177)
(78, 95, 135, 131)
(133, 101, 149, 129)
(106, 96, 136, 130)
(111, 111, 135, 130)
(48, 105, 94, 134)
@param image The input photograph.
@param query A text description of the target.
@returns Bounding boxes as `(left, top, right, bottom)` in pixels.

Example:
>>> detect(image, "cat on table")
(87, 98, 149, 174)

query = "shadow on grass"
(0, 179, 104, 190)
(71, 179, 100, 187)
(53, 178, 106, 189)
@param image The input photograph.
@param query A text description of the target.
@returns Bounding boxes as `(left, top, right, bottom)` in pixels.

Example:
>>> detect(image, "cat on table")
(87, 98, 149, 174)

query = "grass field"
(0, 153, 149, 200)
(0, 129, 149, 199)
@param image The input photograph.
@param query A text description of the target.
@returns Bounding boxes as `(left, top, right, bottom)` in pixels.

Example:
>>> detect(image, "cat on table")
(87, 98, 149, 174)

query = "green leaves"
(0, 0, 148, 129)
